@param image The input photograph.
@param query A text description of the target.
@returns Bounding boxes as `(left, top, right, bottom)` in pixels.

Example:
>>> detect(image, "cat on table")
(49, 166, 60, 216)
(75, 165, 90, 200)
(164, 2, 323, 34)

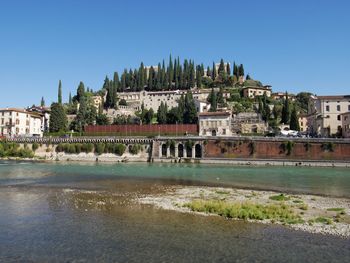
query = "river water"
(0, 161, 349, 262)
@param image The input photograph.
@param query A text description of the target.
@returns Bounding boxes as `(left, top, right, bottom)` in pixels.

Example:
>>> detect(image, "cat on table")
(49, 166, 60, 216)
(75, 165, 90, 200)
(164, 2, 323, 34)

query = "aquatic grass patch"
(315, 217, 333, 225)
(326, 208, 345, 212)
(269, 194, 290, 201)
(297, 204, 308, 211)
(183, 200, 302, 224)
(215, 190, 230, 195)
(292, 200, 303, 204)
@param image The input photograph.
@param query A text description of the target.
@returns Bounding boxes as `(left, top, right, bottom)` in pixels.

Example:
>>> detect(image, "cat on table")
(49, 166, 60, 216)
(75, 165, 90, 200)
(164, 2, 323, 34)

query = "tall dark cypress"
(41, 96, 45, 107)
(281, 92, 291, 124)
(168, 55, 173, 88)
(58, 80, 62, 104)
(226, 63, 231, 76)
(212, 62, 217, 80)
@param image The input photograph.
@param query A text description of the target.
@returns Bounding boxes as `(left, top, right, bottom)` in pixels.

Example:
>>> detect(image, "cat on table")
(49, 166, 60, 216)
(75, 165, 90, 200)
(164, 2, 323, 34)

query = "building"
(27, 105, 51, 132)
(118, 88, 230, 112)
(271, 92, 296, 101)
(342, 112, 350, 138)
(194, 99, 211, 113)
(308, 95, 350, 136)
(232, 112, 268, 134)
(242, 86, 272, 99)
(198, 111, 232, 136)
(0, 108, 43, 137)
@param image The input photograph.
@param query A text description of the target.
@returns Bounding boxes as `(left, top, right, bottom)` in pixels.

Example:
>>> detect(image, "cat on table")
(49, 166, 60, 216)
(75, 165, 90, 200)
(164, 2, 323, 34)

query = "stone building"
(198, 111, 232, 136)
(232, 112, 268, 134)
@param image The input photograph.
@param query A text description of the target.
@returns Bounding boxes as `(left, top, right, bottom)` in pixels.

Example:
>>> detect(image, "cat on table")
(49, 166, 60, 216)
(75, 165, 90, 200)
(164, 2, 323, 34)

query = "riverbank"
(2, 154, 350, 167)
(138, 185, 350, 238)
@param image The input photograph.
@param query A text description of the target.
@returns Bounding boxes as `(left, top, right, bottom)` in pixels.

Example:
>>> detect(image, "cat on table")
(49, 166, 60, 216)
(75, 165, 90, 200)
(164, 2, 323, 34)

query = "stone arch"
(161, 144, 167, 157)
(178, 144, 184, 158)
(195, 144, 202, 158)
(186, 144, 192, 158)
(170, 143, 175, 157)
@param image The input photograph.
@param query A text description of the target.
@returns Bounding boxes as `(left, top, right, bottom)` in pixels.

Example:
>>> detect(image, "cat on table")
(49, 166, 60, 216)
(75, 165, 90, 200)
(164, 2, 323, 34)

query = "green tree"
(68, 92, 72, 105)
(145, 108, 154, 124)
(40, 96, 45, 107)
(208, 88, 217, 112)
(290, 107, 300, 131)
(157, 102, 168, 124)
(96, 113, 110, 125)
(281, 92, 291, 124)
(218, 59, 225, 75)
(238, 64, 244, 76)
(58, 80, 62, 104)
(49, 103, 67, 132)
(76, 81, 85, 103)
(183, 92, 197, 124)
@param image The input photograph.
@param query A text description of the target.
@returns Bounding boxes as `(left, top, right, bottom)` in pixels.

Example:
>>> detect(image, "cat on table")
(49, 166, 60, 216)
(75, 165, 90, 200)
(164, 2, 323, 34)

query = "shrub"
(95, 143, 105, 155)
(249, 141, 256, 155)
(129, 144, 142, 155)
(321, 142, 335, 152)
(269, 194, 290, 201)
(115, 143, 126, 156)
(32, 142, 39, 152)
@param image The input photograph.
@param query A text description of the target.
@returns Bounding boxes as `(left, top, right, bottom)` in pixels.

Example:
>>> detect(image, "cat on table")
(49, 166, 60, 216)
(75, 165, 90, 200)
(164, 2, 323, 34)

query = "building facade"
(0, 108, 43, 137)
(198, 111, 232, 136)
(232, 112, 268, 134)
(308, 95, 350, 136)
(118, 88, 230, 112)
(242, 86, 272, 99)
(342, 112, 350, 138)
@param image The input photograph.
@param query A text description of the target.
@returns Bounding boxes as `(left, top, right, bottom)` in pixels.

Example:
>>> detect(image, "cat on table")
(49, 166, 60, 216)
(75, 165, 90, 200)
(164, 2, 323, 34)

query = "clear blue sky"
(0, 0, 349, 108)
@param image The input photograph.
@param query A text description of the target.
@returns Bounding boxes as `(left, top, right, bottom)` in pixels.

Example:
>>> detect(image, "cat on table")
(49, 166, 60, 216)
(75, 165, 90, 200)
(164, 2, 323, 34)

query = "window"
(222, 129, 226, 135)
(326, 105, 330, 112)
(337, 105, 341, 111)
(15, 119, 19, 125)
(337, 115, 341, 121)
(348, 105, 350, 111)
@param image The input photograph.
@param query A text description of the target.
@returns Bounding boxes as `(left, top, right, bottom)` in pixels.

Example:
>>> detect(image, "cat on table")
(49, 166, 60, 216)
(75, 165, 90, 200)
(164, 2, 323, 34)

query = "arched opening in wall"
(170, 144, 175, 157)
(161, 144, 167, 157)
(178, 144, 184, 158)
(195, 144, 202, 158)
(212, 130, 216, 136)
(251, 125, 258, 133)
(186, 145, 192, 158)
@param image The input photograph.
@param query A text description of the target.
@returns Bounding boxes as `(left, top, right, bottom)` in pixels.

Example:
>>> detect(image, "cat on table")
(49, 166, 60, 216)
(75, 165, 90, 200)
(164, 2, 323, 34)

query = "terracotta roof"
(198, 111, 231, 117)
(316, 95, 350, 100)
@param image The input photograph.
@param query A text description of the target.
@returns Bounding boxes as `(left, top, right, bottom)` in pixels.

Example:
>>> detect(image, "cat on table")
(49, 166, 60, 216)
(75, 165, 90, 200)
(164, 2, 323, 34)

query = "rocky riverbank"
(138, 186, 350, 238)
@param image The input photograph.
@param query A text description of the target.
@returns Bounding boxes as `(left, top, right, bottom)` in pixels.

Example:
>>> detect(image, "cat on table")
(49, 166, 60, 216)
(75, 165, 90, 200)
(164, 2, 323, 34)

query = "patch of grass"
(326, 208, 345, 212)
(298, 204, 308, 211)
(269, 194, 290, 201)
(315, 217, 333, 225)
(215, 190, 230, 195)
(292, 200, 303, 204)
(183, 199, 301, 224)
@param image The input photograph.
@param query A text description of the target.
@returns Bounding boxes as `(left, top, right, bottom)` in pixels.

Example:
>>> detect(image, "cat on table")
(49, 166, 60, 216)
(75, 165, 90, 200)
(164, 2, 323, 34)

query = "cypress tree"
(281, 92, 291, 124)
(40, 97, 45, 107)
(68, 92, 72, 105)
(183, 91, 197, 124)
(290, 107, 300, 131)
(206, 66, 211, 77)
(156, 63, 162, 90)
(196, 65, 202, 88)
(212, 62, 217, 80)
(218, 59, 225, 75)
(58, 80, 62, 104)
(233, 62, 238, 78)
(238, 64, 245, 76)
(189, 61, 195, 88)
(208, 88, 217, 112)
(168, 55, 173, 88)
(77, 81, 85, 103)
(226, 63, 231, 76)
(148, 66, 154, 90)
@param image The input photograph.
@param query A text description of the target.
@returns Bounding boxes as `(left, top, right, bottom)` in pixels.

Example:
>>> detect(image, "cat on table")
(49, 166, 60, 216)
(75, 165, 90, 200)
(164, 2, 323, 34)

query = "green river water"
(0, 161, 349, 262)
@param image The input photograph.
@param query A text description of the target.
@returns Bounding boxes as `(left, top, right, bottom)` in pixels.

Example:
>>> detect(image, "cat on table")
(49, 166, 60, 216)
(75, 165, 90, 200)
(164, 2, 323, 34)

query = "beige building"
(118, 88, 230, 112)
(232, 112, 268, 134)
(198, 111, 232, 136)
(342, 112, 350, 138)
(308, 95, 350, 136)
(242, 86, 272, 99)
(271, 92, 296, 101)
(298, 114, 310, 132)
(0, 108, 43, 137)
(91, 95, 103, 109)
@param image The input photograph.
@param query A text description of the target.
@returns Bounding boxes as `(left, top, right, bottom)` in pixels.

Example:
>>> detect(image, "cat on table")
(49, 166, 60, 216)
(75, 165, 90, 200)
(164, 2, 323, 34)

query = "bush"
(95, 143, 105, 155)
(129, 144, 142, 155)
(0, 142, 34, 158)
(32, 142, 39, 152)
(115, 143, 126, 156)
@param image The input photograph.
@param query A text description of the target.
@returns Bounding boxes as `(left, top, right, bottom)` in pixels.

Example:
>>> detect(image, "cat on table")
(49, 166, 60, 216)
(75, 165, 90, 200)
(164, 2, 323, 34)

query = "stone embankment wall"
(204, 139, 350, 161)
